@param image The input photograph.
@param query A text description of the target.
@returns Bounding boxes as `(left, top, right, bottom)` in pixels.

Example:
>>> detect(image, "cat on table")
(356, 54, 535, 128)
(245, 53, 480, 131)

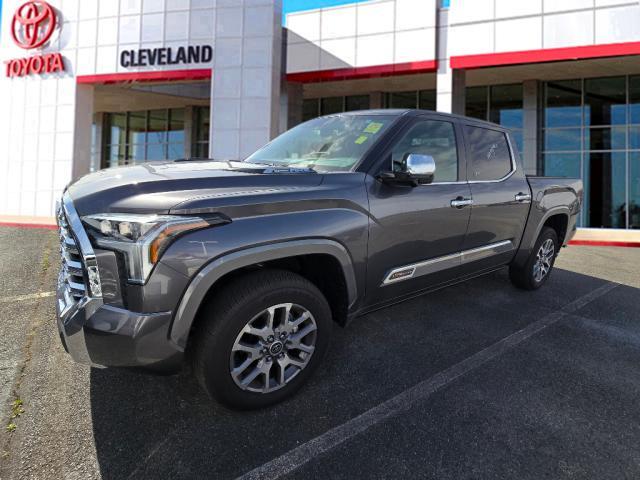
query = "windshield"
(245, 115, 396, 172)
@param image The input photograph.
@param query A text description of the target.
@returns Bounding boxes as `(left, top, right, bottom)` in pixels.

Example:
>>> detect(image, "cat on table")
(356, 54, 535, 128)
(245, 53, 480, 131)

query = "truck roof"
(332, 109, 508, 131)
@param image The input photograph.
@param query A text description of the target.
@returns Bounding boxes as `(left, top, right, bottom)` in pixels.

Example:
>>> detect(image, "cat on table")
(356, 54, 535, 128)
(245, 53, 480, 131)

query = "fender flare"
(512, 206, 571, 269)
(168, 239, 358, 349)
(533, 207, 571, 245)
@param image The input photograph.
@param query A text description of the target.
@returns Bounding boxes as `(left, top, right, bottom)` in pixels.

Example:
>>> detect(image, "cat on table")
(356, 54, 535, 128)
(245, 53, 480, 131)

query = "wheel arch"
(512, 206, 571, 269)
(541, 212, 569, 245)
(168, 239, 358, 350)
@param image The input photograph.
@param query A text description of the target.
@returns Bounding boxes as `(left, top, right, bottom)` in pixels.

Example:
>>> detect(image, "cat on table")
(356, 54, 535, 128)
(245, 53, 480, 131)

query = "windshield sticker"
(363, 122, 383, 134)
(355, 135, 369, 145)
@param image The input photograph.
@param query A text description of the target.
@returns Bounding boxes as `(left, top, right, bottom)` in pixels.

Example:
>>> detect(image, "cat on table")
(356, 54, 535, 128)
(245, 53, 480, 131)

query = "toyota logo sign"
(4, 1, 65, 78)
(11, 1, 58, 50)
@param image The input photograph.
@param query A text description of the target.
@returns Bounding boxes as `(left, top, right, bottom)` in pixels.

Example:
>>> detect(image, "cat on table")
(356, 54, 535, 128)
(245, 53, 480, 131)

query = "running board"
(382, 240, 514, 286)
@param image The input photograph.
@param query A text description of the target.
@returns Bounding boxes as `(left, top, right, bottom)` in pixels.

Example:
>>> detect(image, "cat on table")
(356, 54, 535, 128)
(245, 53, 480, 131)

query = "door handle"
(515, 192, 532, 202)
(451, 197, 474, 209)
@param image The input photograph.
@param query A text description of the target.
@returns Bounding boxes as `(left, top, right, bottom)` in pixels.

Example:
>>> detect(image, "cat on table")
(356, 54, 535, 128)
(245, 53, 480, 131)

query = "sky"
(283, 0, 372, 15)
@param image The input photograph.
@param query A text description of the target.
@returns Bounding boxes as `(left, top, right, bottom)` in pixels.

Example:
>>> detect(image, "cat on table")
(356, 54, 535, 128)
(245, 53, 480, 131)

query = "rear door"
(461, 124, 531, 270)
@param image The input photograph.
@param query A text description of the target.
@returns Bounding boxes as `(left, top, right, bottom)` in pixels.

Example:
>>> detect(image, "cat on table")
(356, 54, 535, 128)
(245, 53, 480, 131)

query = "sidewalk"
(0, 215, 56, 229)
(571, 228, 640, 248)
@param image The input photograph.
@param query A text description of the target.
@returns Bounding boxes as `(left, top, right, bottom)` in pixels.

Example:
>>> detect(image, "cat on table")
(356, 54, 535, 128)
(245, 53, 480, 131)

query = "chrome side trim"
(382, 240, 514, 286)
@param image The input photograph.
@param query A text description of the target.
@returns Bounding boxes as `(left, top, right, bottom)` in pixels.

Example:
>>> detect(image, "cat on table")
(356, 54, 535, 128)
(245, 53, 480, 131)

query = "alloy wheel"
(533, 238, 555, 283)
(229, 303, 317, 393)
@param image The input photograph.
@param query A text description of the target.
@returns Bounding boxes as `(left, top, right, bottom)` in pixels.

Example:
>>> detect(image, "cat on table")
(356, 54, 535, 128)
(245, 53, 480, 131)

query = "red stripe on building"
(0, 222, 58, 230)
(450, 41, 640, 70)
(286, 60, 438, 83)
(77, 69, 213, 84)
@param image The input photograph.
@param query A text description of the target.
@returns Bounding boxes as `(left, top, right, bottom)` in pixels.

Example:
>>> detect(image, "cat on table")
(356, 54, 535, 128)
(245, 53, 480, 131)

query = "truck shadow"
(89, 267, 626, 479)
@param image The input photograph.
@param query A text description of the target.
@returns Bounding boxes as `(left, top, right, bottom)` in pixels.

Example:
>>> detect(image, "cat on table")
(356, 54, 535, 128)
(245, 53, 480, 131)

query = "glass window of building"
(302, 99, 320, 122)
(384, 90, 436, 110)
(584, 77, 627, 126)
(542, 76, 640, 229)
(545, 80, 582, 128)
(466, 86, 488, 121)
(321, 97, 343, 115)
(102, 107, 208, 167)
(630, 153, 640, 229)
(345, 95, 370, 112)
(302, 95, 372, 122)
(387, 91, 417, 109)
(465, 84, 523, 153)
(630, 76, 640, 125)
(192, 107, 210, 159)
(418, 90, 437, 111)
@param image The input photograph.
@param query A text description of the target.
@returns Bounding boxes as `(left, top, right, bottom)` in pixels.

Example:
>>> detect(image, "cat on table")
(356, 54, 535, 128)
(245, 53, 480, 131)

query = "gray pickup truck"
(56, 110, 582, 409)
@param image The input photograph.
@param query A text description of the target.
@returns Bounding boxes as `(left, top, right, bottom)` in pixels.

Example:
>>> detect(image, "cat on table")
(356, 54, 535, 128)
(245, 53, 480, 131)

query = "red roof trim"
(450, 42, 640, 70)
(76, 69, 212, 85)
(286, 60, 437, 83)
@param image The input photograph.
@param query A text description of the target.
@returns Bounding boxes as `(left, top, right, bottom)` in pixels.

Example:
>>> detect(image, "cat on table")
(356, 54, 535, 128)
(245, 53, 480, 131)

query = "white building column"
(435, 8, 465, 115)
(211, 0, 283, 160)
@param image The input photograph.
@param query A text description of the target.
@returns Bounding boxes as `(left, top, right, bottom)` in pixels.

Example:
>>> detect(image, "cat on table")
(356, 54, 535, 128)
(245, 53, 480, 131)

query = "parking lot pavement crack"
(236, 281, 619, 480)
(0, 292, 55, 305)
(0, 237, 55, 468)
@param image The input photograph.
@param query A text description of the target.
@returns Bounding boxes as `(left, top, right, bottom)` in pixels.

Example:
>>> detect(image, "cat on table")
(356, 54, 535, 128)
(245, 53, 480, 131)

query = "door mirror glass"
(379, 153, 436, 186)
(405, 154, 436, 184)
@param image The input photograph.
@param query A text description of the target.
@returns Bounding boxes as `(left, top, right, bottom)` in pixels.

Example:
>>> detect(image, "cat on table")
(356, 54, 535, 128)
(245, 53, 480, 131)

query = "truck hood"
(67, 161, 325, 217)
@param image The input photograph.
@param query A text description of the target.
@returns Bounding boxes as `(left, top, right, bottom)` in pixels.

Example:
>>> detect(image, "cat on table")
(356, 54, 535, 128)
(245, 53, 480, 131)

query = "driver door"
(364, 116, 472, 308)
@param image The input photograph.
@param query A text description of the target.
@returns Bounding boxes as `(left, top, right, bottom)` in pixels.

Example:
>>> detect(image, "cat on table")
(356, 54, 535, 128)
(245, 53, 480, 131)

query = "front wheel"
(192, 270, 332, 410)
(509, 227, 559, 290)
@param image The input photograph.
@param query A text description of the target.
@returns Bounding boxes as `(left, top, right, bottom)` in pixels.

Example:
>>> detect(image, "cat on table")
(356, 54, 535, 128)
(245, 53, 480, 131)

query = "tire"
(192, 269, 332, 410)
(509, 226, 559, 291)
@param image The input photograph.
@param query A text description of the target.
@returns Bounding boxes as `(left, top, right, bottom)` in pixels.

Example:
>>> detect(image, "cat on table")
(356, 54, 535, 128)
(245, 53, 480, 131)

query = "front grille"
(57, 205, 87, 314)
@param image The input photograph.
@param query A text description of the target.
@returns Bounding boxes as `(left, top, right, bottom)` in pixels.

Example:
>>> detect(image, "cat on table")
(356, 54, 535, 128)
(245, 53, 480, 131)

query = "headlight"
(82, 213, 225, 284)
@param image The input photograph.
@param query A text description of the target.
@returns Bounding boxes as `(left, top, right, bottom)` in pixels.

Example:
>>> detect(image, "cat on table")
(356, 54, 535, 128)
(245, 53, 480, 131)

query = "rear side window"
(465, 126, 513, 181)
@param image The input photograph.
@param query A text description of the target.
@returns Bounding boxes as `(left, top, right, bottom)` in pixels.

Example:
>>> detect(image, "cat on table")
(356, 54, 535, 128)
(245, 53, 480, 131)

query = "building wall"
(0, 0, 281, 217)
(448, 0, 640, 58)
(285, 0, 437, 75)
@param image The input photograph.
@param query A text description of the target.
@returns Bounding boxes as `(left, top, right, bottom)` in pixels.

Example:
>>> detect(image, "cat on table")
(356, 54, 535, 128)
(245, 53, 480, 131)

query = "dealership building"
(0, 0, 639, 230)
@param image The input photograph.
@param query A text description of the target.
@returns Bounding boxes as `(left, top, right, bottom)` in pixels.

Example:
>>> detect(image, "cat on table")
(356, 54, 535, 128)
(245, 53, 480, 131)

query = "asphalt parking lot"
(1, 226, 639, 479)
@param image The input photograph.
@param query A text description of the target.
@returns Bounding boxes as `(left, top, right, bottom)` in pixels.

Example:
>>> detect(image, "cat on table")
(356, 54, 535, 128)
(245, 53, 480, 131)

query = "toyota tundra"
(56, 110, 583, 409)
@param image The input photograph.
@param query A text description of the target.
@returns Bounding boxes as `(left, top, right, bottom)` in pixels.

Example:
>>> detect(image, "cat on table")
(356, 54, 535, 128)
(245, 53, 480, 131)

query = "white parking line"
(0, 291, 55, 305)
(237, 282, 619, 480)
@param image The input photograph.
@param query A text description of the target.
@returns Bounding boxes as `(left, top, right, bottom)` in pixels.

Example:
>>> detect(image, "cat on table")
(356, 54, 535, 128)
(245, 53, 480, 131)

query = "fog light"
(87, 265, 103, 298)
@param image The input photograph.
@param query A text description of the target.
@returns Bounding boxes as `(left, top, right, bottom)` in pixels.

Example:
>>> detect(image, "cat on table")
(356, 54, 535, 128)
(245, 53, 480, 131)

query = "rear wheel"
(192, 269, 332, 410)
(509, 227, 559, 290)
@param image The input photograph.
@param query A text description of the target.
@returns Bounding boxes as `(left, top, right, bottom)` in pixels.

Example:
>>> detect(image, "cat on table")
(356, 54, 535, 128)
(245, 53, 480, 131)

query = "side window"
(465, 126, 513, 181)
(391, 120, 458, 183)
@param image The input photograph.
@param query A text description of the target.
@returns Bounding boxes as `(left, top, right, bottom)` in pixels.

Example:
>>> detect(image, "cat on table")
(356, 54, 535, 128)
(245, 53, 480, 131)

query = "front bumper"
(55, 192, 183, 373)
(56, 294, 183, 372)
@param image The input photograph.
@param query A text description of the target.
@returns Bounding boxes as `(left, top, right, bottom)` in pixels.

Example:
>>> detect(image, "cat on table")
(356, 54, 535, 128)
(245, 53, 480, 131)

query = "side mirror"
(378, 154, 436, 187)
(405, 154, 436, 184)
